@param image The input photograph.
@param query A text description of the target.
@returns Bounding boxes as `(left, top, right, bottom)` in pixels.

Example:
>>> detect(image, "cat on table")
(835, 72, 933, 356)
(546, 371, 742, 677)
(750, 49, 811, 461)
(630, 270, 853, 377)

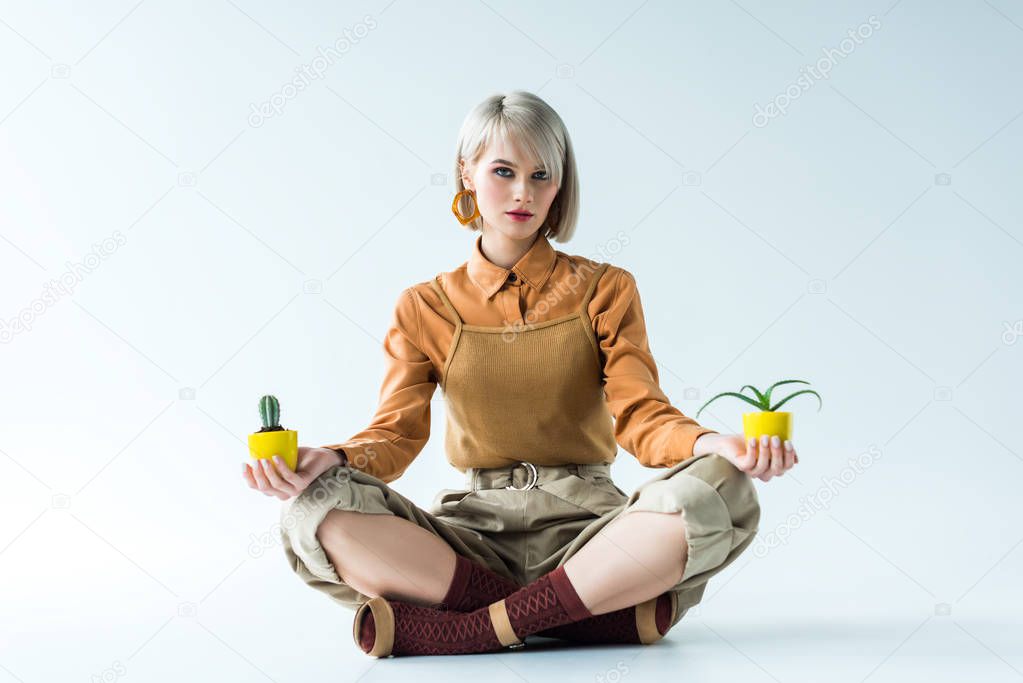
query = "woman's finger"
(783, 440, 796, 470)
(247, 461, 263, 488)
(747, 437, 762, 475)
(250, 458, 274, 492)
(254, 462, 286, 499)
(732, 438, 753, 471)
(260, 458, 296, 496)
(770, 436, 785, 476)
(758, 444, 774, 481)
(242, 462, 258, 488)
(247, 463, 276, 497)
(271, 456, 304, 488)
(269, 487, 290, 500)
(751, 435, 771, 477)
(735, 438, 752, 471)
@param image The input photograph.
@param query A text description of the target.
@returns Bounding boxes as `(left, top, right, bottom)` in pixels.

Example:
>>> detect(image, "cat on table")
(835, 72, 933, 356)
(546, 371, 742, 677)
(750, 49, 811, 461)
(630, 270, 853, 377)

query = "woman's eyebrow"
(490, 158, 545, 169)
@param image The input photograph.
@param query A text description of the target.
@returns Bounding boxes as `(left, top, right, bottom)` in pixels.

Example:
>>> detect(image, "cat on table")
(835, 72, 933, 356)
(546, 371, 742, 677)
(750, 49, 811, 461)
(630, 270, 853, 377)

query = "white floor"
(6, 610, 1021, 682)
(4, 539, 1020, 682)
(330, 617, 1023, 683)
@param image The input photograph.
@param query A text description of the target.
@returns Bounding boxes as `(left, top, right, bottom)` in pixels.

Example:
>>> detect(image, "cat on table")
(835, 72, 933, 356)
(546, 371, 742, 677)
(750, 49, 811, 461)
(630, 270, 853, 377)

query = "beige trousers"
(280, 452, 760, 630)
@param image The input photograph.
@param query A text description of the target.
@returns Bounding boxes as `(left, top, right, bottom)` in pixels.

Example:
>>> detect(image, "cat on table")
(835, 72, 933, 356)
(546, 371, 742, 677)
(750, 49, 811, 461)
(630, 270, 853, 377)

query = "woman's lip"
(506, 211, 533, 216)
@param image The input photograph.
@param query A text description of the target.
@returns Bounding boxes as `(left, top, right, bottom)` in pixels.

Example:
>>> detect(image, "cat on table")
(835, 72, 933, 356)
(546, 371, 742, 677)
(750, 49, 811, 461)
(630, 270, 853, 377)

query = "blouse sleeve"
(595, 268, 717, 467)
(320, 287, 437, 483)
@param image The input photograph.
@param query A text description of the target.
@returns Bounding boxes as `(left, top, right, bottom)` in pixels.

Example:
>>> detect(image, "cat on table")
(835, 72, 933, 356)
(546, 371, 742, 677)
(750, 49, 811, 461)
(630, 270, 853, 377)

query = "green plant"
(695, 379, 822, 419)
(257, 395, 286, 432)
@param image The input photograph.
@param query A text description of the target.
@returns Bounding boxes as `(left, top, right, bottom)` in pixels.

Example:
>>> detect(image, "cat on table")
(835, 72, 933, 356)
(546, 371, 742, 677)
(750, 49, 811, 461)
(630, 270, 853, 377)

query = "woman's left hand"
(243, 446, 343, 500)
(694, 433, 799, 482)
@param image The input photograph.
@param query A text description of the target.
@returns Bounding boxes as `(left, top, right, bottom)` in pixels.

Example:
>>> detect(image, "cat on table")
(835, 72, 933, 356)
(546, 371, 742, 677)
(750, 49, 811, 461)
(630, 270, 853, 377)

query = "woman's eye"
(493, 167, 549, 180)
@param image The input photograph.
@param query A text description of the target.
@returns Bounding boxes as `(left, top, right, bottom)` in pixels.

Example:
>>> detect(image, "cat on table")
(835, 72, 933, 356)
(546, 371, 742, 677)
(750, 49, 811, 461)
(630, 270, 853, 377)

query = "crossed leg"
(562, 509, 688, 616)
(314, 506, 689, 617)
(315, 509, 458, 606)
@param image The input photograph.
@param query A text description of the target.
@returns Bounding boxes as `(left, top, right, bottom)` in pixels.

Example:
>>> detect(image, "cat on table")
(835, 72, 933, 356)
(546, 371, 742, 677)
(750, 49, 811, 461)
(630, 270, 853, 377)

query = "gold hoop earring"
(452, 189, 481, 225)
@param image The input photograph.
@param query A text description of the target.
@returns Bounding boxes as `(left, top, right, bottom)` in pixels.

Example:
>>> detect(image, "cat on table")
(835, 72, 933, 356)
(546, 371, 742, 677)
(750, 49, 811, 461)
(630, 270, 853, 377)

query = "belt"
(465, 461, 612, 492)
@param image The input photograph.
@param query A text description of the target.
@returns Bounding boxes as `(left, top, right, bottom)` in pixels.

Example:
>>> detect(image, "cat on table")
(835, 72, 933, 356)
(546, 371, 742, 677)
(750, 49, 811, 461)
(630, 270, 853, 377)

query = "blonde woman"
(243, 90, 798, 657)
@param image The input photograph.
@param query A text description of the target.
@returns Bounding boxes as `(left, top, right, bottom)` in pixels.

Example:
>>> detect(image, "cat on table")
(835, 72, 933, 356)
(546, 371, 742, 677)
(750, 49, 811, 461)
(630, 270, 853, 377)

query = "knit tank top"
(427, 262, 618, 471)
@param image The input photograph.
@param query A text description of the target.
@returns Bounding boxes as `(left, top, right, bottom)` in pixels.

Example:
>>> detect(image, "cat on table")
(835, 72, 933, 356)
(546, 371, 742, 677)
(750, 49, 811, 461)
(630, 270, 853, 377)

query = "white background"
(1, 1, 1021, 681)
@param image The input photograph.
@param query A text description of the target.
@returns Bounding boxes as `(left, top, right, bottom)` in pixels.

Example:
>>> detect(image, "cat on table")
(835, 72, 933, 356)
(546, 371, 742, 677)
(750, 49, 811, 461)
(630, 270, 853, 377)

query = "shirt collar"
(467, 233, 557, 299)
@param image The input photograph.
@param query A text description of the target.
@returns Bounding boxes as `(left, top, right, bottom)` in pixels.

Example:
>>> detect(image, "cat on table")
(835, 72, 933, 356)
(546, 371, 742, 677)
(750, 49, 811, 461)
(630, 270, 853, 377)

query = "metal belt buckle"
(504, 462, 538, 491)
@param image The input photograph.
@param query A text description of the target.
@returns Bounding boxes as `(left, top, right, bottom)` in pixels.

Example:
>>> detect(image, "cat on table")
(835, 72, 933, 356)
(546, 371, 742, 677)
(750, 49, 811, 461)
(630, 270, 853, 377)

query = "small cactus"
(257, 395, 286, 432)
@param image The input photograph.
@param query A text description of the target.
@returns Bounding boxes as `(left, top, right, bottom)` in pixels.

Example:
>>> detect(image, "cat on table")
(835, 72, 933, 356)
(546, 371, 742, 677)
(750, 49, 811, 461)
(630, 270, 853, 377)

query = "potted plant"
(695, 379, 821, 441)
(247, 395, 298, 471)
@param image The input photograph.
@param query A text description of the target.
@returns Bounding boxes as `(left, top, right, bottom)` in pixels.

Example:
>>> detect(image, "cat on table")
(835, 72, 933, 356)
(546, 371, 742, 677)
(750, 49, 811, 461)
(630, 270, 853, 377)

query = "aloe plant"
(695, 379, 822, 419)
(257, 394, 286, 432)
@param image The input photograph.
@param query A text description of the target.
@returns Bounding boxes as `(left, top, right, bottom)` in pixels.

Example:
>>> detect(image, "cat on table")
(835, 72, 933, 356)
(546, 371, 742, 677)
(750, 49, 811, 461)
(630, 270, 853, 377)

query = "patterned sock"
(431, 556, 675, 646)
(354, 565, 593, 657)
(534, 591, 675, 644)
(436, 554, 521, 612)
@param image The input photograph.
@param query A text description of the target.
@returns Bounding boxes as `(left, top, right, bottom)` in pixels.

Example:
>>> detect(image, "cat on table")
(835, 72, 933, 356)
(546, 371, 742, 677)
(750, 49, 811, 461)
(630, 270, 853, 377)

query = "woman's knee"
(314, 510, 334, 544)
(313, 510, 364, 581)
(702, 453, 761, 532)
(314, 508, 364, 546)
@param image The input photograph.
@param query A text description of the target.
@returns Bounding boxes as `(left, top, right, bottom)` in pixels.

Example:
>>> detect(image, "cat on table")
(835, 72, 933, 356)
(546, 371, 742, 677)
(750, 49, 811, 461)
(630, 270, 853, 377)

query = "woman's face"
(460, 137, 559, 241)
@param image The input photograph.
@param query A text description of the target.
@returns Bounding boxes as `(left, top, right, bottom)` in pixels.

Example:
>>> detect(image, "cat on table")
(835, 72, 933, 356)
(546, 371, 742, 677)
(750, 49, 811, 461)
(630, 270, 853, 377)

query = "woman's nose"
(513, 181, 533, 201)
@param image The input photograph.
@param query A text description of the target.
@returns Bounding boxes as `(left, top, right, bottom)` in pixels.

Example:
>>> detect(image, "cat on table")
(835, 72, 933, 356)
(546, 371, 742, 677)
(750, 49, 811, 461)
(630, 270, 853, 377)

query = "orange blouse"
(323, 233, 717, 483)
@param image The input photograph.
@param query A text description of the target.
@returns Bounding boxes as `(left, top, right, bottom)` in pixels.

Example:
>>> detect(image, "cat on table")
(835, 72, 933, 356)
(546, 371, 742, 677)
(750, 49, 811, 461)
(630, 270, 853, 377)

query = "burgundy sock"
(535, 591, 675, 644)
(504, 565, 592, 636)
(354, 565, 593, 657)
(437, 554, 521, 611)
(357, 609, 376, 652)
(434, 557, 675, 644)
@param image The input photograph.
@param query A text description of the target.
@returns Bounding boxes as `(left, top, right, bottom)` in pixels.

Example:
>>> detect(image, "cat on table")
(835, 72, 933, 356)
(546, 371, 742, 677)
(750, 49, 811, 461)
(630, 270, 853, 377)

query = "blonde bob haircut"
(453, 90, 579, 242)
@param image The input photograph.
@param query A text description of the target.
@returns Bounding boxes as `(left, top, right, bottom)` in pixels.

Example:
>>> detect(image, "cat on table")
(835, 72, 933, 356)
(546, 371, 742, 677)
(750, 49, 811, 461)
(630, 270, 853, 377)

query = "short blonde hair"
(454, 90, 579, 242)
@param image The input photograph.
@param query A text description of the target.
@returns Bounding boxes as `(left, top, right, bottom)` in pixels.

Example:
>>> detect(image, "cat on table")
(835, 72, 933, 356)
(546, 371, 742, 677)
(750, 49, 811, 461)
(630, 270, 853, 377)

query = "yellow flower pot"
(742, 411, 792, 441)
(247, 429, 298, 471)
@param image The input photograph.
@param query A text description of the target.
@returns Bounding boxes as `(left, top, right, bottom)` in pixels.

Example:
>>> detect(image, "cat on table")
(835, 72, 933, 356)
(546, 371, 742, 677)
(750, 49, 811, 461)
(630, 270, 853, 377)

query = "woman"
(243, 90, 798, 657)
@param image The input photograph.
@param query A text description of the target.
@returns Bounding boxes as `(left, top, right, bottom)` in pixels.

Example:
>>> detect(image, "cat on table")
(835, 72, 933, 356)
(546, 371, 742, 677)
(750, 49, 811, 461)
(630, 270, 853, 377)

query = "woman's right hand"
(242, 446, 344, 500)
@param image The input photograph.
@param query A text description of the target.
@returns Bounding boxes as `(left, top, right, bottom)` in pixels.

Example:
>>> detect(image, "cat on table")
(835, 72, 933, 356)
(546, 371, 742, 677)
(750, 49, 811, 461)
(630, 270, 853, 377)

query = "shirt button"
(507, 272, 517, 282)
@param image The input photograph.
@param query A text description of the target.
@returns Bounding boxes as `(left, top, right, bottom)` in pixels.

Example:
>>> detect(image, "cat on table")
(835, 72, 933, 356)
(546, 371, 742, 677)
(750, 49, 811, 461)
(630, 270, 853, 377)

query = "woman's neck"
(479, 229, 540, 269)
